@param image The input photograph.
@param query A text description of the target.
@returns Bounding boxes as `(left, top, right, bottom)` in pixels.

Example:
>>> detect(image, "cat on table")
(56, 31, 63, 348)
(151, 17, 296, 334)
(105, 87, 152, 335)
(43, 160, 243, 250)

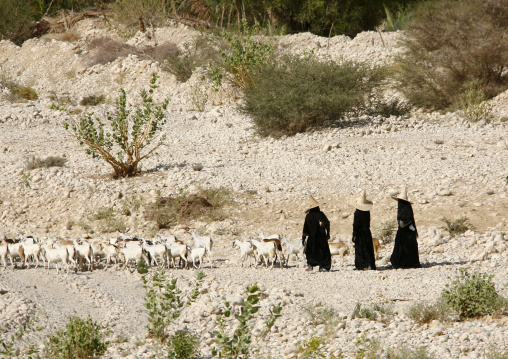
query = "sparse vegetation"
(43, 315, 109, 359)
(441, 216, 473, 237)
(25, 155, 67, 170)
(394, 0, 508, 111)
(80, 94, 105, 107)
(459, 80, 494, 123)
(375, 220, 397, 242)
(211, 282, 282, 358)
(441, 268, 507, 320)
(301, 302, 340, 333)
(243, 54, 383, 137)
(167, 330, 201, 359)
(406, 300, 454, 324)
(63, 73, 168, 178)
(353, 303, 377, 321)
(386, 346, 435, 359)
(142, 268, 205, 343)
(297, 336, 339, 359)
(145, 187, 232, 229)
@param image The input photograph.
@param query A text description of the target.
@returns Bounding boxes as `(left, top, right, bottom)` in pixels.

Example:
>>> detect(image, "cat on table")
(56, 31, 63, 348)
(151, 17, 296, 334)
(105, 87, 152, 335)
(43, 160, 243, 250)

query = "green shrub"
(80, 95, 105, 107)
(142, 268, 205, 343)
(167, 330, 200, 359)
(144, 188, 232, 229)
(43, 315, 109, 359)
(394, 0, 508, 111)
(459, 80, 494, 123)
(243, 55, 383, 137)
(111, 0, 175, 30)
(375, 220, 397, 241)
(386, 346, 435, 359)
(353, 303, 377, 321)
(485, 345, 508, 359)
(63, 73, 168, 178)
(301, 302, 340, 332)
(25, 155, 67, 170)
(163, 37, 222, 83)
(441, 216, 473, 238)
(406, 300, 454, 324)
(355, 333, 382, 359)
(0, 0, 37, 45)
(383, 3, 414, 32)
(441, 268, 507, 320)
(297, 336, 335, 359)
(211, 282, 282, 358)
(220, 21, 274, 89)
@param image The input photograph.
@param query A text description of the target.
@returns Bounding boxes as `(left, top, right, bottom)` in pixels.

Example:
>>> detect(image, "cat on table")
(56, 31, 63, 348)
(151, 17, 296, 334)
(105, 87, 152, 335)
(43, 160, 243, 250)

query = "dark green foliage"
(395, 0, 508, 111)
(0, 0, 37, 45)
(243, 55, 383, 137)
(211, 282, 282, 358)
(353, 303, 377, 321)
(167, 331, 201, 359)
(43, 315, 109, 359)
(63, 73, 168, 178)
(441, 216, 473, 238)
(142, 268, 205, 343)
(80, 95, 105, 107)
(25, 155, 67, 170)
(137, 257, 149, 274)
(366, 98, 411, 118)
(441, 268, 507, 320)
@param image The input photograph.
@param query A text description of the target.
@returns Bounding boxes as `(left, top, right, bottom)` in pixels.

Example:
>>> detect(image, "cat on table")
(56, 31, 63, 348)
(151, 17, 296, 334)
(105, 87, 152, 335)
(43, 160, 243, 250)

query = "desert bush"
(297, 336, 336, 359)
(355, 333, 382, 359)
(220, 21, 274, 89)
(79, 94, 105, 107)
(301, 302, 340, 331)
(383, 3, 414, 32)
(25, 155, 67, 170)
(459, 80, 494, 123)
(485, 346, 508, 359)
(386, 346, 435, 359)
(406, 300, 454, 324)
(441, 216, 473, 238)
(43, 315, 109, 359)
(142, 268, 205, 343)
(63, 73, 168, 178)
(211, 282, 282, 358)
(243, 54, 383, 137)
(353, 303, 377, 321)
(167, 330, 200, 359)
(111, 0, 175, 30)
(375, 220, 397, 242)
(145, 187, 231, 228)
(0, 0, 37, 45)
(365, 97, 411, 118)
(163, 37, 222, 83)
(394, 0, 508, 111)
(441, 268, 507, 320)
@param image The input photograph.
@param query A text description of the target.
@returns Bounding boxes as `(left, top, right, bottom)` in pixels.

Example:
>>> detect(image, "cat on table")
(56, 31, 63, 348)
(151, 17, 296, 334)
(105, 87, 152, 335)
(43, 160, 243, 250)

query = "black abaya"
(352, 209, 376, 270)
(390, 200, 421, 269)
(302, 207, 332, 271)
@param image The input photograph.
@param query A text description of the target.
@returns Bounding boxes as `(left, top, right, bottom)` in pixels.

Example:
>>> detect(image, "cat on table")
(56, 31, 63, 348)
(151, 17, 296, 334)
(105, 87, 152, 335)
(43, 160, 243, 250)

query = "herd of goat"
(0, 231, 364, 273)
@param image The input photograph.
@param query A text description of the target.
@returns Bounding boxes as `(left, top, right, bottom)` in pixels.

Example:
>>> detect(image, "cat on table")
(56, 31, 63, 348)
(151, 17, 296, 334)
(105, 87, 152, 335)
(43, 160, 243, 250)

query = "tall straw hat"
(391, 185, 412, 203)
(308, 195, 320, 208)
(350, 190, 373, 211)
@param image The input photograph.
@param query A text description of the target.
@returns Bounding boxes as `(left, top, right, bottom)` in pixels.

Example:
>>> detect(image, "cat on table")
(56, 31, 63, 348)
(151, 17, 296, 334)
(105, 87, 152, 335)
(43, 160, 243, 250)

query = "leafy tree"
(63, 73, 168, 178)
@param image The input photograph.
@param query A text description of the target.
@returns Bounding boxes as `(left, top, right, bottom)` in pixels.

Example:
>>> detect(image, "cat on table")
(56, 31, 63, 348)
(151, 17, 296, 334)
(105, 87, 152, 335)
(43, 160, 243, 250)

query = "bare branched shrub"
(395, 0, 508, 111)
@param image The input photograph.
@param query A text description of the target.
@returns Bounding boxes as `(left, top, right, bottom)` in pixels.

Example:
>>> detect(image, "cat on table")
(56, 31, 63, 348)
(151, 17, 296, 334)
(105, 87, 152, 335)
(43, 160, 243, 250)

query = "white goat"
(142, 240, 167, 267)
(250, 239, 277, 268)
(42, 245, 70, 273)
(232, 240, 256, 267)
(0, 243, 8, 270)
(22, 242, 43, 268)
(188, 247, 206, 269)
(166, 242, 189, 269)
(119, 243, 149, 271)
(2, 236, 25, 269)
(73, 238, 94, 271)
(191, 232, 213, 264)
(281, 236, 304, 265)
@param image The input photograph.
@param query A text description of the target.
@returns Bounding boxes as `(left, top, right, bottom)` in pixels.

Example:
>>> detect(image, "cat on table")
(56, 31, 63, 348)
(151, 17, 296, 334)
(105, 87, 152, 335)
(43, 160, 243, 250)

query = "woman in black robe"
(390, 187, 421, 269)
(302, 195, 331, 272)
(351, 190, 376, 270)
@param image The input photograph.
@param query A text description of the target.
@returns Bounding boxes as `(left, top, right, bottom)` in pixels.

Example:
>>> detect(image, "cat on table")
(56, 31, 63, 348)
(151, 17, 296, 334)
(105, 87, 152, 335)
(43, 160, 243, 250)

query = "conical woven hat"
(350, 190, 373, 211)
(308, 195, 320, 209)
(391, 185, 412, 203)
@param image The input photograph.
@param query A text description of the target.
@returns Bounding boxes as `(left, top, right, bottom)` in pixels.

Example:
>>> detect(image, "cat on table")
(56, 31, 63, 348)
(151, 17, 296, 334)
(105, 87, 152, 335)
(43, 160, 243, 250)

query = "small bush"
(394, 0, 508, 111)
(297, 336, 333, 359)
(64, 73, 168, 178)
(302, 302, 340, 329)
(441, 268, 507, 320)
(43, 315, 109, 359)
(0, 0, 36, 45)
(485, 345, 508, 359)
(353, 303, 377, 321)
(383, 4, 414, 32)
(79, 95, 105, 107)
(25, 155, 67, 170)
(365, 97, 412, 118)
(386, 346, 435, 359)
(12, 85, 38, 101)
(406, 300, 454, 324)
(375, 220, 397, 241)
(441, 216, 473, 238)
(355, 333, 382, 359)
(145, 188, 232, 229)
(167, 330, 200, 359)
(459, 80, 494, 123)
(143, 268, 205, 343)
(163, 37, 222, 83)
(243, 54, 383, 137)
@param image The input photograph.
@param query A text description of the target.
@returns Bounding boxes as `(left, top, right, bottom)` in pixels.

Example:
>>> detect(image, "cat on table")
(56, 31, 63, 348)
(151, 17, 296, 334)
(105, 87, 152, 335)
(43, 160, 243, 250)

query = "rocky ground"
(0, 17, 508, 359)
